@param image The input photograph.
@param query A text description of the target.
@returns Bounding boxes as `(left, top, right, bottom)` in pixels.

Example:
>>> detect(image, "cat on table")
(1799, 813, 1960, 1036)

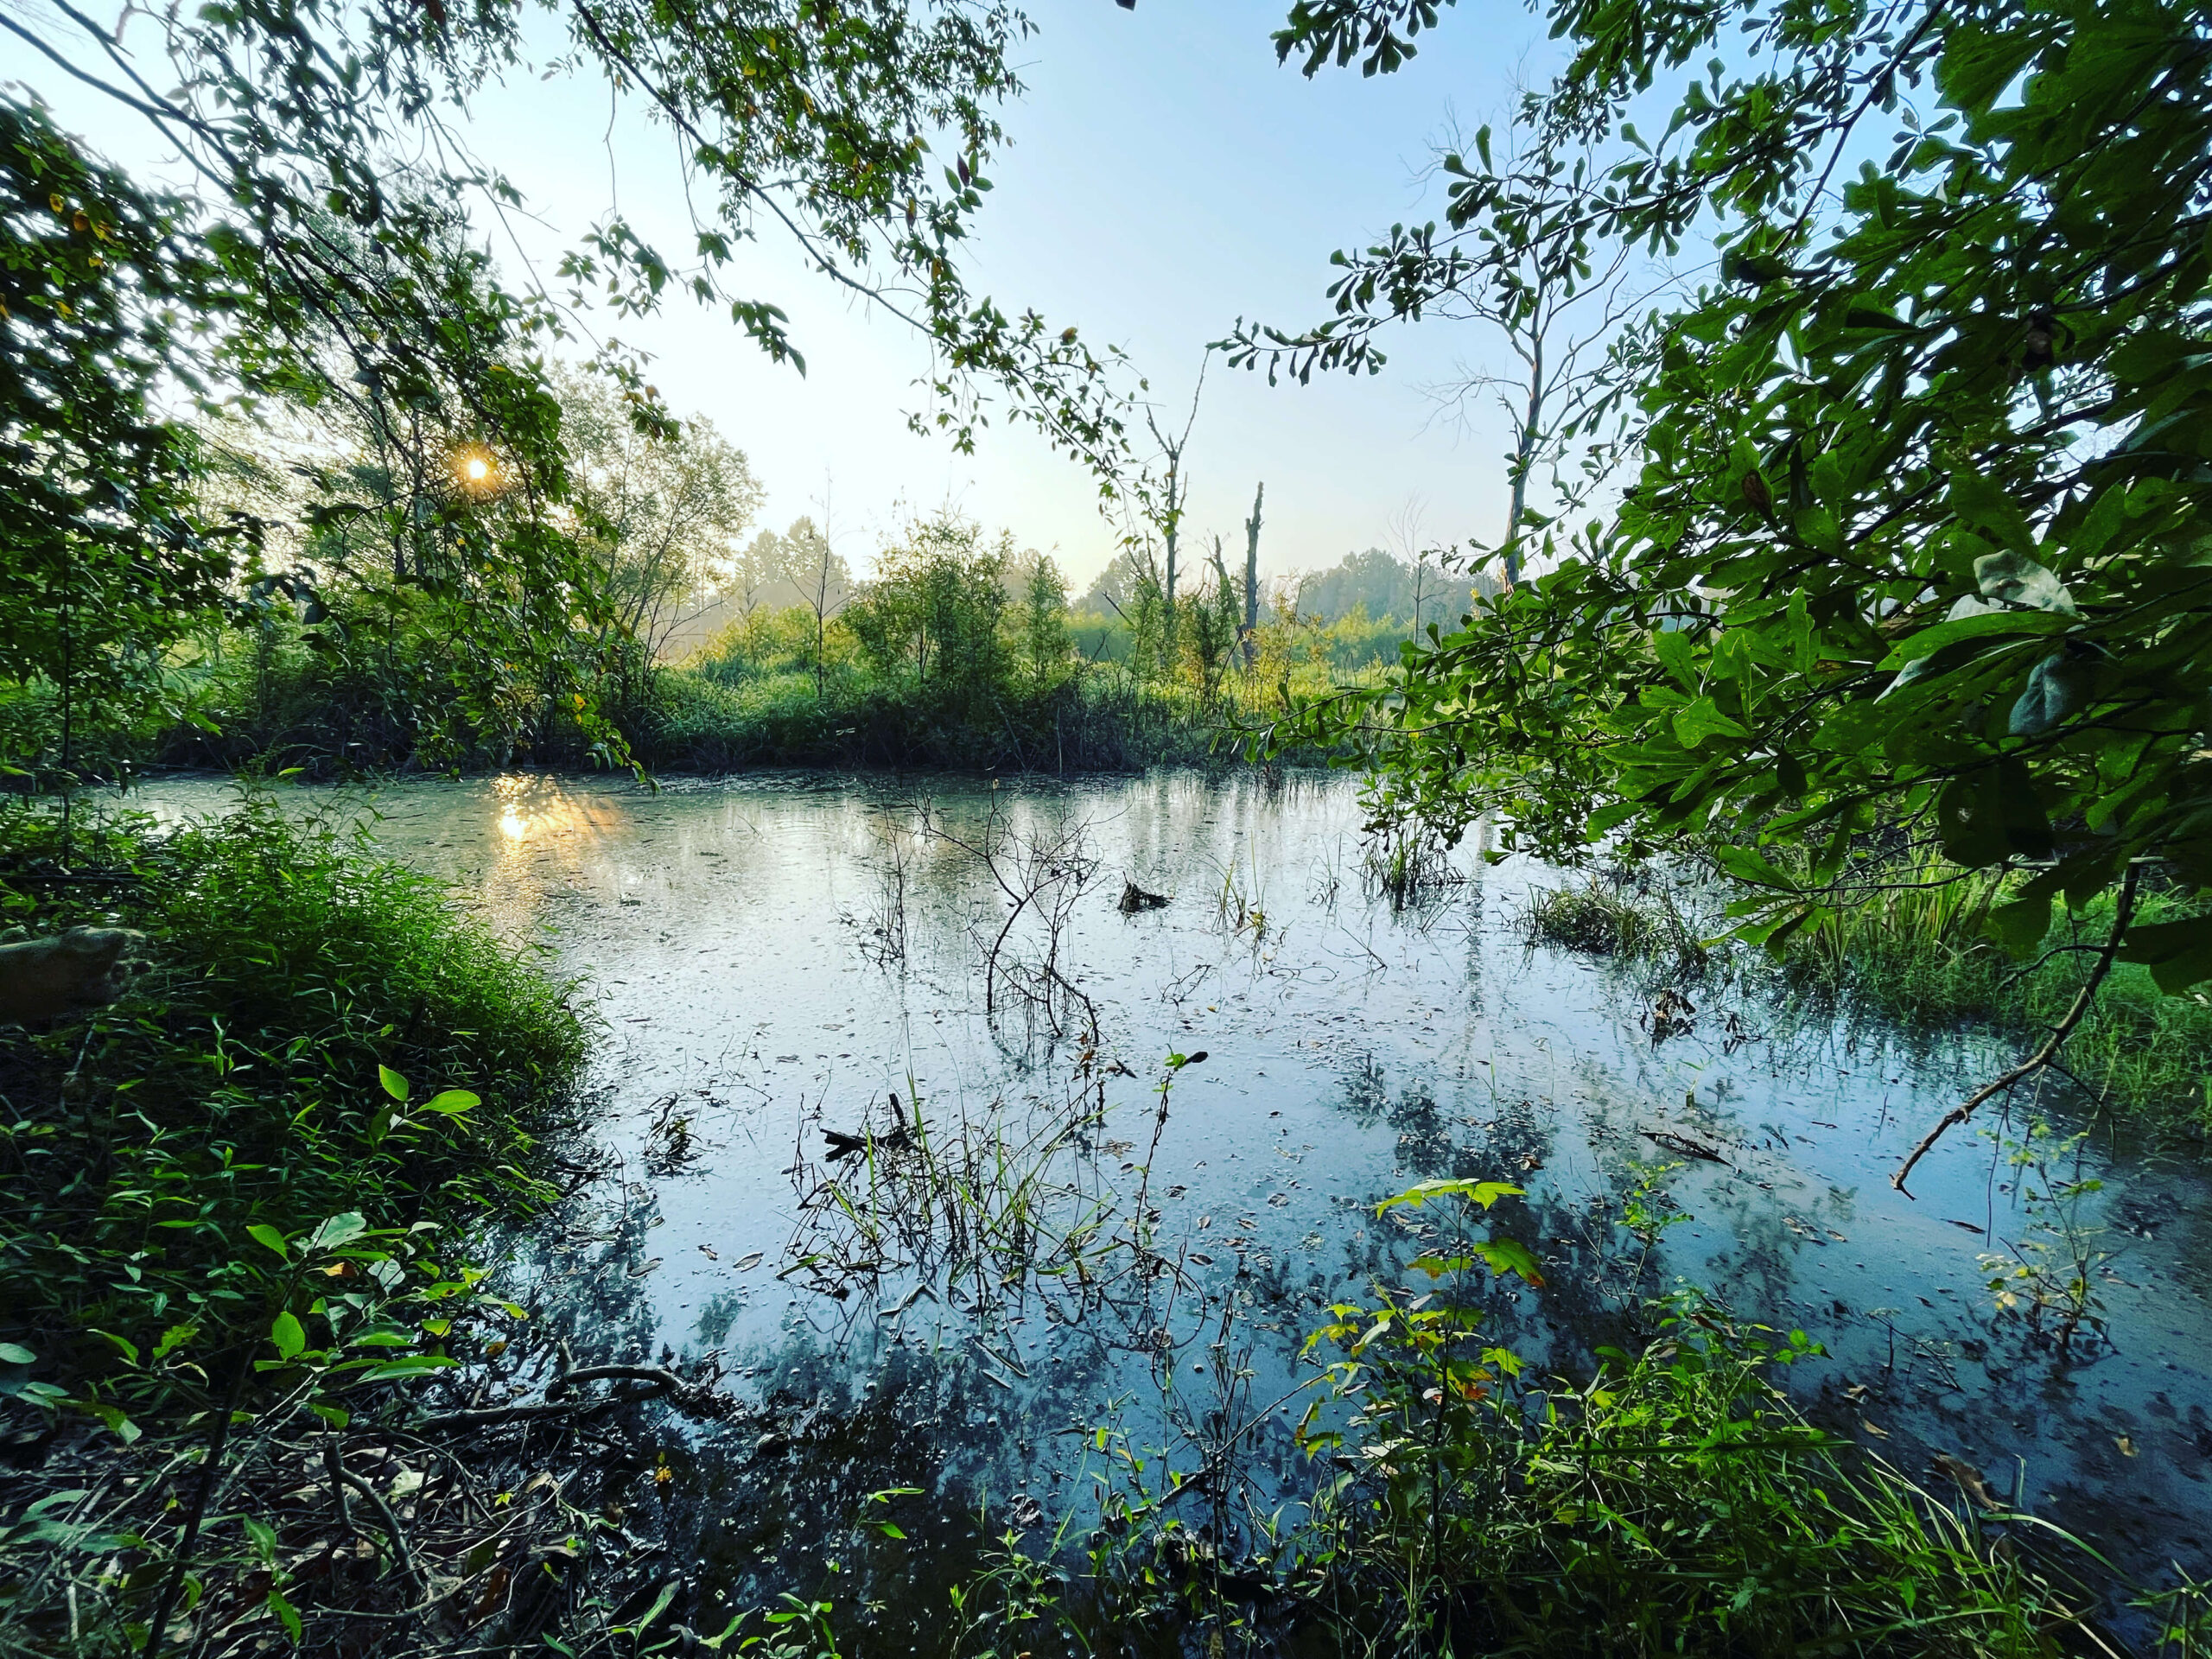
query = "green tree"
(1020, 551, 1074, 688)
(0, 100, 246, 794)
(846, 515, 1011, 711)
(1251, 0, 2212, 1170)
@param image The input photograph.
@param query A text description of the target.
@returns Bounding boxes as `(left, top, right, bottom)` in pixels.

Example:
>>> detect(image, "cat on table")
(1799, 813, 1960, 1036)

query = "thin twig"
(1892, 863, 2139, 1194)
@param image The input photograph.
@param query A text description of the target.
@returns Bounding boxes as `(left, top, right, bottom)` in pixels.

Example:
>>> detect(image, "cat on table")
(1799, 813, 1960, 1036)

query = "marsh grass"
(1521, 856, 2212, 1129)
(1777, 869, 2212, 1129)
(761, 1292, 2120, 1659)
(1520, 876, 1707, 976)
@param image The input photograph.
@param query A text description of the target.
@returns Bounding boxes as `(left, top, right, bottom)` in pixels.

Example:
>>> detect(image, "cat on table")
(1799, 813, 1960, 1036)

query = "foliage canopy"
(1253, 0, 2212, 998)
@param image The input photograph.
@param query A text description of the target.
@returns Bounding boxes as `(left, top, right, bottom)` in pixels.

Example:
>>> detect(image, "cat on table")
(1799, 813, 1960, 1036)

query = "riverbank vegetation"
(1523, 862, 2212, 1133)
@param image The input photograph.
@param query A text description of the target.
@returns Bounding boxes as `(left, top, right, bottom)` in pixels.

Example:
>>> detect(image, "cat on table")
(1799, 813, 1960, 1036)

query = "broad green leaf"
(305, 1212, 368, 1254)
(1974, 550, 2075, 614)
(1673, 698, 1750, 747)
(246, 1224, 289, 1262)
(1470, 1237, 1547, 1287)
(269, 1587, 302, 1643)
(378, 1065, 410, 1103)
(421, 1090, 480, 1116)
(269, 1312, 306, 1361)
(2118, 919, 2212, 994)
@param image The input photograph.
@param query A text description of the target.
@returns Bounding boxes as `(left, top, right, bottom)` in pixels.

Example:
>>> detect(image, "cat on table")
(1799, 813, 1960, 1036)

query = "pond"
(137, 768, 2212, 1638)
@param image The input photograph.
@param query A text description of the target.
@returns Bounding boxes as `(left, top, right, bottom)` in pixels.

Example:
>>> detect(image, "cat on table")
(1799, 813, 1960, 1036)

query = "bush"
(0, 794, 590, 1416)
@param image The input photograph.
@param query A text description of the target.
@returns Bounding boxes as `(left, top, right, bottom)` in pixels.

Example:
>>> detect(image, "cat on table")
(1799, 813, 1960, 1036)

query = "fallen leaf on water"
(698, 1244, 719, 1260)
(734, 1252, 763, 1271)
(628, 1257, 662, 1278)
(1859, 1420, 1889, 1439)
(2117, 1436, 2137, 1457)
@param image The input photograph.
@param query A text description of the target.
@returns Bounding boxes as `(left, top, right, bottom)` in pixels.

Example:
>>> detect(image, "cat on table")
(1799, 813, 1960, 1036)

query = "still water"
(139, 769, 2212, 1625)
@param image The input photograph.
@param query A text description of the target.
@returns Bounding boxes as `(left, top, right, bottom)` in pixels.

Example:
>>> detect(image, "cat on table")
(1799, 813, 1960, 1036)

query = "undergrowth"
(0, 794, 589, 1405)
(745, 1186, 2150, 1658)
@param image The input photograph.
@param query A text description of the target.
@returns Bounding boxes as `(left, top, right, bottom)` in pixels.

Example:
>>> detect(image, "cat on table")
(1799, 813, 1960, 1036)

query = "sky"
(23, 0, 1564, 584)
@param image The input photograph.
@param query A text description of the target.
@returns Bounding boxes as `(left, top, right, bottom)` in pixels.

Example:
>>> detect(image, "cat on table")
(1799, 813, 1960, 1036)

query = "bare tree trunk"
(1162, 458, 1181, 660)
(1242, 481, 1263, 669)
(812, 538, 832, 700)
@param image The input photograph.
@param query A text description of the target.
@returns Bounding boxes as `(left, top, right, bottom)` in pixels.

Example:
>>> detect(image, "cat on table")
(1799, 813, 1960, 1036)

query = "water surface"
(138, 770, 2212, 1630)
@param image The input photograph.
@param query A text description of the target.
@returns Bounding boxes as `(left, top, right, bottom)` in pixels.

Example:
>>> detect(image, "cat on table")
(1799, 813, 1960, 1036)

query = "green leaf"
(247, 1224, 289, 1262)
(1470, 1236, 1547, 1287)
(1672, 698, 1750, 747)
(305, 1212, 369, 1254)
(72, 1399, 142, 1445)
(1651, 626, 1697, 690)
(1377, 1179, 1522, 1215)
(0, 1343, 35, 1366)
(378, 1065, 410, 1103)
(269, 1312, 306, 1361)
(421, 1090, 480, 1116)
(269, 1587, 302, 1643)
(1987, 894, 2052, 959)
(1974, 550, 2075, 614)
(356, 1355, 459, 1380)
(1712, 844, 1796, 889)
(2117, 918, 2212, 994)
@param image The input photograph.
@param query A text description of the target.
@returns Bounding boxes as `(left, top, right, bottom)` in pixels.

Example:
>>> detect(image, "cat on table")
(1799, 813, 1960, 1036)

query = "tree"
(1189, 537, 1242, 701)
(0, 99, 246, 806)
(1132, 358, 1209, 658)
(846, 515, 1010, 710)
(1262, 0, 2212, 1177)
(778, 516, 854, 700)
(557, 370, 763, 671)
(1020, 552, 1074, 688)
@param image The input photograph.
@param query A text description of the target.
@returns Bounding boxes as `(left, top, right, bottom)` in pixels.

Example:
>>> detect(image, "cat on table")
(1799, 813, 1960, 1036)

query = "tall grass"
(1779, 862, 2212, 1128)
(1522, 855, 2212, 1130)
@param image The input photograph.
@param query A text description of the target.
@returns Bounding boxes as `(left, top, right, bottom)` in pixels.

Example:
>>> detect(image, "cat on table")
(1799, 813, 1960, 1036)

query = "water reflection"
(130, 769, 2212, 1617)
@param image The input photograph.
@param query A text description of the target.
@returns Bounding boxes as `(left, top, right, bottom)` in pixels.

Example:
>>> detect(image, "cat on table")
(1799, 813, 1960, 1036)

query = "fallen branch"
(1892, 864, 2139, 1196)
(331, 1456, 429, 1600)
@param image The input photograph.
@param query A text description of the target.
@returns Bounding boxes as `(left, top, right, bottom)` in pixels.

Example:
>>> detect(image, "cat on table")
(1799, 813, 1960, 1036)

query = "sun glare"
(463, 455, 491, 482)
(499, 807, 527, 842)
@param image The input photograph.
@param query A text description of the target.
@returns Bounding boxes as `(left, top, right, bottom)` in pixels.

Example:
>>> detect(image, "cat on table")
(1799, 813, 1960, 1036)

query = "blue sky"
(471, 0, 1566, 582)
(29, 0, 1565, 582)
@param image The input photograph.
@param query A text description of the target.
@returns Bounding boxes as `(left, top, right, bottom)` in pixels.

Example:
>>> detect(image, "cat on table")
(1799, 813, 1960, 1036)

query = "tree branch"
(1891, 862, 2139, 1194)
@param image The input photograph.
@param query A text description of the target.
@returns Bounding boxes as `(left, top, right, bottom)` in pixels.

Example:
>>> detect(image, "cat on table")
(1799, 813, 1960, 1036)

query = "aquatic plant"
(756, 1185, 2118, 1658)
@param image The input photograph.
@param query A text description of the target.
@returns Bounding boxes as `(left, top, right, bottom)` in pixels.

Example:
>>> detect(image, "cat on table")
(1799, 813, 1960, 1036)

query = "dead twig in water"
(1892, 863, 2139, 1196)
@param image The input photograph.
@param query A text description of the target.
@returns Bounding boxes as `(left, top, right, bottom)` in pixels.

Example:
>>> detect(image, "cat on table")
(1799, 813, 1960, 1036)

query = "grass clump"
(1521, 875, 1708, 976)
(0, 793, 590, 1419)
